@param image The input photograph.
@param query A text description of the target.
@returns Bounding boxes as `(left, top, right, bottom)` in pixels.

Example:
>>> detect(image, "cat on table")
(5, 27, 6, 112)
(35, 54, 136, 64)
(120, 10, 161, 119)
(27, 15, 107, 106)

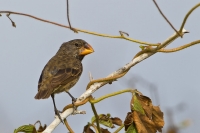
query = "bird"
(34, 39, 94, 122)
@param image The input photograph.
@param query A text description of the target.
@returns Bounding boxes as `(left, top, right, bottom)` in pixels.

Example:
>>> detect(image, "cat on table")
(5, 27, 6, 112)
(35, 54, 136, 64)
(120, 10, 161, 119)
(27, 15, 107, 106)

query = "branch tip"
(119, 31, 129, 37)
(6, 13, 16, 27)
(89, 72, 93, 81)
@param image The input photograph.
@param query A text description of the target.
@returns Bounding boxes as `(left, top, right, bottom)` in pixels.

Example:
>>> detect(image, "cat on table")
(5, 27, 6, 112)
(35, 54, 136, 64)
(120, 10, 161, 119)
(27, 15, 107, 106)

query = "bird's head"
(57, 39, 94, 60)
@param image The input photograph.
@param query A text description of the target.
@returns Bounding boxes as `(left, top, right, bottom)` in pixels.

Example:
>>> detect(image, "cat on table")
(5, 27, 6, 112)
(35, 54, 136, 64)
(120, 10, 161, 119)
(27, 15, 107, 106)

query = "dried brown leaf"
(124, 112, 134, 131)
(101, 128, 111, 133)
(34, 120, 47, 132)
(152, 106, 164, 132)
(126, 92, 164, 133)
(110, 117, 122, 126)
(83, 124, 95, 133)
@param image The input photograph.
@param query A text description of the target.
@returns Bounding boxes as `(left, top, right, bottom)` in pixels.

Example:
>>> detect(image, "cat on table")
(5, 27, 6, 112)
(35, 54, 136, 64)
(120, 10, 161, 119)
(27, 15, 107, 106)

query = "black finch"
(35, 39, 94, 122)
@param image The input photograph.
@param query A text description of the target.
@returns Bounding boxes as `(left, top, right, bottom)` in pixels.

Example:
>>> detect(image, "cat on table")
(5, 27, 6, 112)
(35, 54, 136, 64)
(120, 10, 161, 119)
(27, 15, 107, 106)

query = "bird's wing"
(35, 58, 82, 99)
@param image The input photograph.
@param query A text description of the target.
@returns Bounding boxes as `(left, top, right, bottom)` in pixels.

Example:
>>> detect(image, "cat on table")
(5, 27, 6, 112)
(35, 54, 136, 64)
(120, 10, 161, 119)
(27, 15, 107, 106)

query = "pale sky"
(1, 0, 200, 133)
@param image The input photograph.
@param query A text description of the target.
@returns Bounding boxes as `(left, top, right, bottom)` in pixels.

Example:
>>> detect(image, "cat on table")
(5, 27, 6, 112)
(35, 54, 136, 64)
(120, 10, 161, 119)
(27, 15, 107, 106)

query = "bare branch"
(90, 102, 101, 133)
(158, 39, 200, 53)
(179, 3, 200, 32)
(0, 11, 158, 46)
(66, 0, 78, 33)
(6, 13, 16, 27)
(152, 0, 182, 37)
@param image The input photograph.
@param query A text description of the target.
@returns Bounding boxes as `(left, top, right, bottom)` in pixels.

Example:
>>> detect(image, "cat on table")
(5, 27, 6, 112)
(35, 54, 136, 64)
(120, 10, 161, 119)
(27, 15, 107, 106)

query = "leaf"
(131, 93, 145, 115)
(91, 114, 122, 128)
(34, 121, 46, 132)
(124, 112, 134, 131)
(152, 106, 164, 132)
(14, 124, 37, 133)
(125, 91, 164, 133)
(99, 114, 114, 128)
(83, 124, 95, 133)
(101, 128, 111, 133)
(126, 124, 137, 133)
(110, 117, 122, 126)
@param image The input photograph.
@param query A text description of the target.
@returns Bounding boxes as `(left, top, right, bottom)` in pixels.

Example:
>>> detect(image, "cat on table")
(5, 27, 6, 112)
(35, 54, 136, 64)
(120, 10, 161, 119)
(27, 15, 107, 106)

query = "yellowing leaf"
(132, 94, 145, 115)
(125, 91, 164, 133)
(91, 114, 122, 128)
(126, 124, 137, 133)
(14, 124, 37, 133)
(110, 117, 122, 126)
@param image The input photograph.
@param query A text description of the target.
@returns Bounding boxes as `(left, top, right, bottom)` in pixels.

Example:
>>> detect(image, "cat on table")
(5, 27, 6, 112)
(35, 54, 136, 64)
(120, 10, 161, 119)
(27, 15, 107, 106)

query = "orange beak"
(79, 43, 94, 55)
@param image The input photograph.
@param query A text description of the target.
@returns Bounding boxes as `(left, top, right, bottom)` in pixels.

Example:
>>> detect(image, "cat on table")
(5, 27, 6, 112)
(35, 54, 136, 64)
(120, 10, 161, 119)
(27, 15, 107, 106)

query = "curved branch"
(0, 11, 158, 46)
(64, 119, 74, 133)
(158, 40, 200, 53)
(179, 3, 200, 32)
(90, 89, 136, 104)
(113, 124, 124, 133)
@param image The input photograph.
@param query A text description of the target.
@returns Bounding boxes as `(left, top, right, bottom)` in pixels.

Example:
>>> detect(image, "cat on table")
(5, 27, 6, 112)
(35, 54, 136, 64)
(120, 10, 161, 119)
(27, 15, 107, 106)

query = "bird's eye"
(75, 43, 79, 47)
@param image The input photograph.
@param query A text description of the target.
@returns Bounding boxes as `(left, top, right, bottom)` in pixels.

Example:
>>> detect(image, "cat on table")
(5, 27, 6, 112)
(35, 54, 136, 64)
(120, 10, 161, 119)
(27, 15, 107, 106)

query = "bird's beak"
(79, 43, 94, 55)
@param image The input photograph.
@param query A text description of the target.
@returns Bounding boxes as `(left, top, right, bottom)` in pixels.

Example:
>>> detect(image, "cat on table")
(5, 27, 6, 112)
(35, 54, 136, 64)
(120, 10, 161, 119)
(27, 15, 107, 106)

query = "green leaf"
(133, 94, 145, 115)
(91, 114, 114, 128)
(139, 45, 145, 50)
(126, 124, 137, 133)
(14, 124, 37, 133)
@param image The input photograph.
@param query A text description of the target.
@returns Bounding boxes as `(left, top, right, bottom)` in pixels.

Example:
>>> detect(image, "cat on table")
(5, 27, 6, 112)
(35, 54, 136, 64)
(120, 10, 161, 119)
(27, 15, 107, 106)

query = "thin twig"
(179, 3, 200, 32)
(64, 119, 74, 133)
(90, 89, 136, 104)
(113, 124, 124, 133)
(89, 72, 93, 81)
(66, 0, 71, 29)
(90, 102, 101, 133)
(89, 123, 99, 133)
(119, 31, 129, 37)
(66, 0, 78, 33)
(152, 0, 182, 37)
(158, 40, 200, 53)
(6, 13, 16, 27)
(0, 11, 159, 46)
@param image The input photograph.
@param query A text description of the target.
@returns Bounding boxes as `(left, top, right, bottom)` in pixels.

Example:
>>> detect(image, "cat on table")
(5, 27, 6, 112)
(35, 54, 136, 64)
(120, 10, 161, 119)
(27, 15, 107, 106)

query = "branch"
(42, 28, 187, 133)
(179, 3, 200, 32)
(0, 11, 158, 46)
(90, 89, 136, 104)
(90, 102, 101, 133)
(66, 0, 78, 33)
(64, 119, 74, 133)
(158, 40, 200, 53)
(152, 0, 182, 37)
(113, 124, 124, 133)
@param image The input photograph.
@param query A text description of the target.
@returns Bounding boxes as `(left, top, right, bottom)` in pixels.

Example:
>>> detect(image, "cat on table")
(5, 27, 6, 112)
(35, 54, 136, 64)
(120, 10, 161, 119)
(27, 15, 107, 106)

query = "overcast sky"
(1, 0, 200, 133)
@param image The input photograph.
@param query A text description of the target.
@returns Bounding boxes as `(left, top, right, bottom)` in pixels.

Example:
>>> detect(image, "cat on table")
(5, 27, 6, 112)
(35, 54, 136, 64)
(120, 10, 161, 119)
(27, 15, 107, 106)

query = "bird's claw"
(55, 109, 64, 124)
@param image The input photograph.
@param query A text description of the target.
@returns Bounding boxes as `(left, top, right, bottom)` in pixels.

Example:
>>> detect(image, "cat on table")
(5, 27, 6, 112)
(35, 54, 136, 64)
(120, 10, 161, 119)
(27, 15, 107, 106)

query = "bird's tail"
(34, 89, 51, 99)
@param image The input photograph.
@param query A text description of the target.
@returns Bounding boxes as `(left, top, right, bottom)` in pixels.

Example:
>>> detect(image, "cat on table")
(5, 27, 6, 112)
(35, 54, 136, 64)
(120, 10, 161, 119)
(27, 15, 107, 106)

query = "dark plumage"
(34, 39, 94, 122)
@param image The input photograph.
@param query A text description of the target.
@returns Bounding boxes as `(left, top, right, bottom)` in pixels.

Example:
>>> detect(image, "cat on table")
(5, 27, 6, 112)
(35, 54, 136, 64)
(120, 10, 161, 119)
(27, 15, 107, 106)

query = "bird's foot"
(55, 109, 64, 124)
(72, 98, 77, 114)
